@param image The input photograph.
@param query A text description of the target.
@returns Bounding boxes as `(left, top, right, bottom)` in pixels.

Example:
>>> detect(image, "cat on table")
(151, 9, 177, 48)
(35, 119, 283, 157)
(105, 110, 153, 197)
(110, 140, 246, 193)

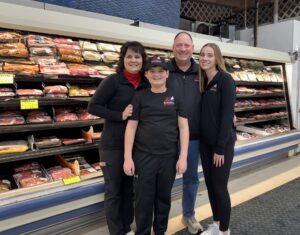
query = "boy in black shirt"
(124, 56, 189, 235)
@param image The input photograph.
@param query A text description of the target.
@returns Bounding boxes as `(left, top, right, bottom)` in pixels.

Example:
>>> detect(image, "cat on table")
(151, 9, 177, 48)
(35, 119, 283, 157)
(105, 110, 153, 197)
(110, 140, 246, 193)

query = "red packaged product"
(19, 177, 48, 188)
(49, 167, 74, 181)
(14, 162, 40, 173)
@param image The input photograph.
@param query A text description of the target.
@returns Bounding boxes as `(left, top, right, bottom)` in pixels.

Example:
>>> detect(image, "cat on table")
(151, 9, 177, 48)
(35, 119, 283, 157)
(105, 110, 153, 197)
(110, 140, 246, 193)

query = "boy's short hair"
(145, 55, 168, 71)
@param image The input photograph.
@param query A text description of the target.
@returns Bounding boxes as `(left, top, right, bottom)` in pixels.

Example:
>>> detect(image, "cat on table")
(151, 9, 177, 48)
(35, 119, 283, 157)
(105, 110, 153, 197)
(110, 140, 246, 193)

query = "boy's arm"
(176, 116, 189, 174)
(124, 120, 139, 176)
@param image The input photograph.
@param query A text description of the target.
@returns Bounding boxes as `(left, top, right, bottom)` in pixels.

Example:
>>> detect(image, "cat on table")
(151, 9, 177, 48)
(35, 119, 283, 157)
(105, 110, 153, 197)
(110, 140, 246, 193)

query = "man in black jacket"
(167, 32, 203, 234)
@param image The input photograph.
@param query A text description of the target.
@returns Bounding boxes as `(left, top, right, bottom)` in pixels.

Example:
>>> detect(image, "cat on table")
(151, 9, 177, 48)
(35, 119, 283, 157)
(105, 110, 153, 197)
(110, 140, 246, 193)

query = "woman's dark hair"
(116, 41, 147, 74)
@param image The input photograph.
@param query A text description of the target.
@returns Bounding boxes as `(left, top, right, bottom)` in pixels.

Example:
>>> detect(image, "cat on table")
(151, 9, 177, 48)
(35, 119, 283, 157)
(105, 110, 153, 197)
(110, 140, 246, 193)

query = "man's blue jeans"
(182, 139, 200, 217)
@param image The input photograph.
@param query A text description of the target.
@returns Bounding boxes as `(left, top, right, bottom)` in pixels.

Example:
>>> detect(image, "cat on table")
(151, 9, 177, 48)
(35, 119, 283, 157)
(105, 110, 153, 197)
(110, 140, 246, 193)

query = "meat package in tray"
(33, 135, 62, 149)
(13, 161, 50, 188)
(25, 109, 53, 124)
(46, 166, 74, 181)
(53, 106, 79, 122)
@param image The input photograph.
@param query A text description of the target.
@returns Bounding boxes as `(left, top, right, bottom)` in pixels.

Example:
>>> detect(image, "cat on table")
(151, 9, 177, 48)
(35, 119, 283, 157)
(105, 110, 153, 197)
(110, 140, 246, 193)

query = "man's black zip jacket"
(200, 70, 236, 155)
(167, 58, 201, 140)
(88, 72, 149, 150)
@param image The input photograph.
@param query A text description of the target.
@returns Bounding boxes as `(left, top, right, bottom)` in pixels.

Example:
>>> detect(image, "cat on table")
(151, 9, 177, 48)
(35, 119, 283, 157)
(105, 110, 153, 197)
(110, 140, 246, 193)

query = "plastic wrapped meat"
(3, 63, 39, 75)
(69, 68, 100, 77)
(53, 38, 80, 45)
(27, 115, 52, 124)
(69, 85, 90, 97)
(40, 63, 70, 75)
(0, 140, 28, 154)
(0, 43, 26, 49)
(35, 137, 62, 148)
(0, 49, 29, 58)
(0, 32, 22, 41)
(13, 169, 43, 181)
(16, 89, 44, 97)
(78, 112, 100, 120)
(26, 35, 55, 47)
(48, 167, 74, 181)
(55, 113, 79, 122)
(102, 52, 120, 63)
(55, 43, 81, 50)
(14, 162, 40, 172)
(0, 116, 25, 126)
(80, 41, 97, 51)
(29, 47, 55, 56)
(44, 85, 68, 94)
(62, 138, 86, 145)
(97, 42, 118, 52)
(0, 91, 15, 97)
(19, 177, 48, 188)
(58, 48, 81, 56)
(61, 54, 83, 63)
(82, 51, 101, 61)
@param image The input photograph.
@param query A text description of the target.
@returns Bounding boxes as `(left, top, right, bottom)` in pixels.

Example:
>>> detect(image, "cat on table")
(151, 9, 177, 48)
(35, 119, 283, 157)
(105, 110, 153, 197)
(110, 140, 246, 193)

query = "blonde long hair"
(199, 43, 227, 92)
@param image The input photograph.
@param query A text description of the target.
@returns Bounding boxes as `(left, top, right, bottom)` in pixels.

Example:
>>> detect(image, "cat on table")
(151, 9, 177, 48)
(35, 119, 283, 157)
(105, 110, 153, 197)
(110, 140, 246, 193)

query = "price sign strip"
(0, 73, 15, 84)
(63, 176, 81, 185)
(20, 99, 39, 110)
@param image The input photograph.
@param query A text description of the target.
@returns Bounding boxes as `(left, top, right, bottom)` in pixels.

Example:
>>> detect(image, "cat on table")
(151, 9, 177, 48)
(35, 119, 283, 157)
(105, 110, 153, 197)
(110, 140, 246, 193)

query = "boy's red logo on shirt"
(163, 96, 175, 106)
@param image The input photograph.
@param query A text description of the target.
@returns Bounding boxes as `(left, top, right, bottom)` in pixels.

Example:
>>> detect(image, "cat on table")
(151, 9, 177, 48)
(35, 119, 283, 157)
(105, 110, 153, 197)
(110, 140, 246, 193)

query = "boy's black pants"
(133, 150, 177, 235)
(100, 149, 134, 235)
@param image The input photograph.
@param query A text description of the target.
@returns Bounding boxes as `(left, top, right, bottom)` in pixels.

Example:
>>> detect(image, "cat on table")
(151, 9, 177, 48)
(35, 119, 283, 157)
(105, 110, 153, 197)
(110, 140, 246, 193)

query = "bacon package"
(26, 35, 55, 47)
(3, 62, 39, 75)
(44, 85, 68, 94)
(0, 48, 29, 58)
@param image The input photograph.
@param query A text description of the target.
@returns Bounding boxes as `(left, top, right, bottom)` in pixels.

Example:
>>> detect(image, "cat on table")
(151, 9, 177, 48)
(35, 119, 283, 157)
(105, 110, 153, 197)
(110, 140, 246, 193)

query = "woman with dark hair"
(198, 43, 236, 235)
(88, 41, 149, 235)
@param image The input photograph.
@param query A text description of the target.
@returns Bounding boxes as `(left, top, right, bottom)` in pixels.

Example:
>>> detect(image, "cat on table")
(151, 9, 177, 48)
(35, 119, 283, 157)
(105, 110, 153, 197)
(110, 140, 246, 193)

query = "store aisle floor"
(71, 155, 300, 235)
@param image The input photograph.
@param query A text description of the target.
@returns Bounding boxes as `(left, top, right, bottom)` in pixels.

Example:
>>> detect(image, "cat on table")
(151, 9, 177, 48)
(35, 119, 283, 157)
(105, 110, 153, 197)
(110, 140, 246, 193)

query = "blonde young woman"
(198, 43, 236, 235)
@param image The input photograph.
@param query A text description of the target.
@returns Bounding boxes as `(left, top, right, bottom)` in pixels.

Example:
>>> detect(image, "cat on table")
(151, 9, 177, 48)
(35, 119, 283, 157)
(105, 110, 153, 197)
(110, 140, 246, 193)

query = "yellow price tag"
(63, 176, 81, 185)
(0, 73, 15, 84)
(20, 99, 39, 110)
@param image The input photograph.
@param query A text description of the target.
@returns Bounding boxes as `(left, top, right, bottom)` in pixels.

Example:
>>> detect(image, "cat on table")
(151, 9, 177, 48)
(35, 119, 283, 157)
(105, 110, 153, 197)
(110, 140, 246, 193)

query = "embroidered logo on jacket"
(163, 96, 175, 106)
(210, 84, 218, 91)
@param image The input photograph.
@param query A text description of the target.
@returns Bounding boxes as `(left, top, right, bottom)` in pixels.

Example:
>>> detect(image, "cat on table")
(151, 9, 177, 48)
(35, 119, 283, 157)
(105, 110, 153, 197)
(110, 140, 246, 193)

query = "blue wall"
(35, 0, 181, 29)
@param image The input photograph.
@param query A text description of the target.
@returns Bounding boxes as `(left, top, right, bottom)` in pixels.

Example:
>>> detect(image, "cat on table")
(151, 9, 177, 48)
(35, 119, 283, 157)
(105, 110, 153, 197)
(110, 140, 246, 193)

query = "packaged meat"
(0, 87, 13, 92)
(55, 43, 81, 50)
(32, 57, 57, 66)
(93, 65, 115, 76)
(3, 62, 39, 75)
(0, 91, 15, 97)
(26, 35, 55, 47)
(29, 47, 55, 56)
(53, 38, 80, 45)
(16, 89, 44, 97)
(13, 169, 42, 181)
(0, 116, 25, 126)
(45, 93, 68, 99)
(78, 112, 100, 120)
(0, 43, 26, 49)
(80, 41, 97, 51)
(61, 54, 83, 63)
(66, 64, 88, 70)
(0, 48, 29, 58)
(82, 51, 101, 61)
(48, 167, 74, 181)
(62, 138, 87, 145)
(19, 177, 48, 188)
(81, 85, 97, 96)
(27, 110, 49, 117)
(58, 48, 81, 56)
(69, 68, 100, 77)
(26, 115, 52, 124)
(40, 63, 70, 75)
(44, 85, 68, 94)
(14, 162, 40, 172)
(35, 137, 62, 149)
(102, 52, 120, 63)
(55, 113, 79, 122)
(0, 110, 22, 117)
(91, 162, 101, 171)
(69, 85, 90, 97)
(0, 32, 22, 41)
(97, 42, 118, 52)
(54, 106, 73, 115)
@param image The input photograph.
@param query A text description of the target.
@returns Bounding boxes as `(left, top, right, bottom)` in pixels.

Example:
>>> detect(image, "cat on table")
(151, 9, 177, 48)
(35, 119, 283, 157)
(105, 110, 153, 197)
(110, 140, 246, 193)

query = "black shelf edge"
(235, 104, 286, 112)
(0, 119, 104, 134)
(236, 93, 284, 98)
(0, 142, 100, 164)
(0, 97, 91, 107)
(235, 81, 283, 86)
(236, 116, 288, 126)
